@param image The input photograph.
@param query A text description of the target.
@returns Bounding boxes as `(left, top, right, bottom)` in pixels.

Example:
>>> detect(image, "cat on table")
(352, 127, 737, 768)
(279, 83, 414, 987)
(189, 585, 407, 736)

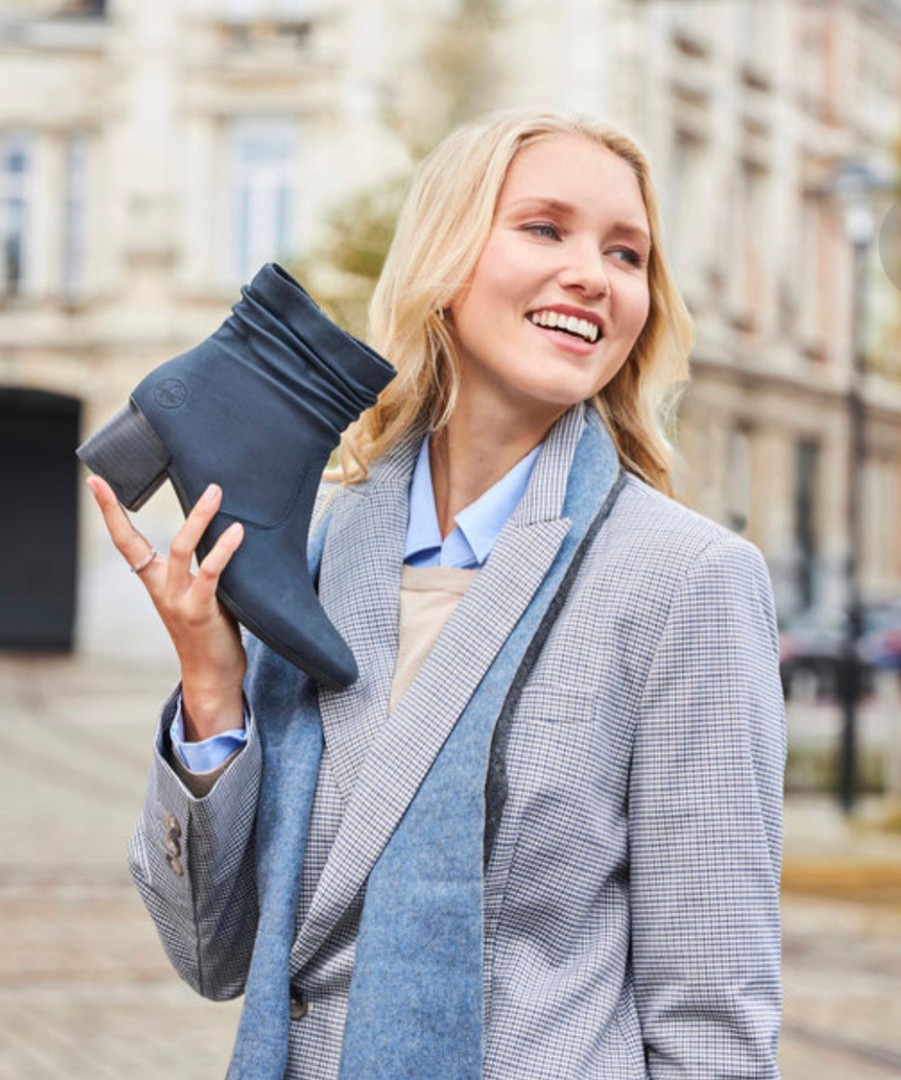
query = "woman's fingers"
(167, 482, 223, 590)
(86, 475, 247, 694)
(85, 475, 164, 581)
(191, 522, 245, 607)
(87, 474, 244, 616)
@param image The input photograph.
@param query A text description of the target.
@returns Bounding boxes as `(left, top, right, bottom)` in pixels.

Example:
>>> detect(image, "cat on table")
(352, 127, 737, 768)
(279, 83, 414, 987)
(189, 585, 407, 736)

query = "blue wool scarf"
(228, 412, 623, 1079)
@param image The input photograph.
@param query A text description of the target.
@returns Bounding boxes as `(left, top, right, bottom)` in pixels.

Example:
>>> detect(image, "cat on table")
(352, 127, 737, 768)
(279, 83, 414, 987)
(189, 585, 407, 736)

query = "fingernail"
(203, 483, 220, 502)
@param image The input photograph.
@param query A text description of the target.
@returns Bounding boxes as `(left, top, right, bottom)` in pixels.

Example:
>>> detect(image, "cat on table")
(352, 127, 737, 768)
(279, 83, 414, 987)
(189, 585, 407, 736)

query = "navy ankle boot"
(77, 263, 395, 689)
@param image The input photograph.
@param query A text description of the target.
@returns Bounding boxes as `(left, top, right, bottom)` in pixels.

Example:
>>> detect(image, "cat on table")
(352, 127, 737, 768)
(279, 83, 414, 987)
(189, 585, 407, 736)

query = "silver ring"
(129, 548, 160, 574)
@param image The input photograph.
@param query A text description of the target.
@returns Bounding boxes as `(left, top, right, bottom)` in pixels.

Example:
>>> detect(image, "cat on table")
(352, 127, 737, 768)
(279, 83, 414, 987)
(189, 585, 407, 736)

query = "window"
(730, 159, 768, 330)
(798, 186, 825, 355)
(858, 455, 901, 588)
(229, 121, 297, 284)
(735, 0, 771, 83)
(1, 134, 32, 298)
(66, 1, 107, 14)
(62, 133, 87, 300)
(224, 0, 311, 19)
(726, 426, 752, 535)
(795, 438, 820, 609)
(668, 130, 708, 292)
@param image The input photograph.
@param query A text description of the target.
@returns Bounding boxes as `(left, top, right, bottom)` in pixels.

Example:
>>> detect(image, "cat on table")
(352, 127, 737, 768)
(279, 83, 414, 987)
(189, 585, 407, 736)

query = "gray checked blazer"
(129, 404, 786, 1079)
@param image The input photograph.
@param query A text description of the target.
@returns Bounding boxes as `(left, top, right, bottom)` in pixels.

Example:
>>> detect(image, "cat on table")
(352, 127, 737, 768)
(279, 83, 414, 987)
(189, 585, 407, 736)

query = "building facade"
(1, 0, 899, 659)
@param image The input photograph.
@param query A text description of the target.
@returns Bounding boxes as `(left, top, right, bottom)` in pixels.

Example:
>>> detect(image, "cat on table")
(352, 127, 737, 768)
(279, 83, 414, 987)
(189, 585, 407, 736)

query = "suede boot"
(77, 263, 395, 689)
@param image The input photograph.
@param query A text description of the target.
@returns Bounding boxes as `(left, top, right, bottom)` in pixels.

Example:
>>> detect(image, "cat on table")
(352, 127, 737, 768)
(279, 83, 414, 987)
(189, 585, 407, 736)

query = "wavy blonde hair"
(338, 109, 693, 495)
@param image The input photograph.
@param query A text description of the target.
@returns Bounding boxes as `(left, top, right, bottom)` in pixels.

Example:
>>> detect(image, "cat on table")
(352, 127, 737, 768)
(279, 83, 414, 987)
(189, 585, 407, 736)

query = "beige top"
(174, 565, 478, 797)
(388, 565, 478, 713)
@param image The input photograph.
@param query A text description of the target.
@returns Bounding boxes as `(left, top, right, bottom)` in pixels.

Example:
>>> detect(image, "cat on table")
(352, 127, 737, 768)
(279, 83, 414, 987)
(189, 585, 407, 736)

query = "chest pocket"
(511, 680, 598, 724)
(485, 681, 599, 870)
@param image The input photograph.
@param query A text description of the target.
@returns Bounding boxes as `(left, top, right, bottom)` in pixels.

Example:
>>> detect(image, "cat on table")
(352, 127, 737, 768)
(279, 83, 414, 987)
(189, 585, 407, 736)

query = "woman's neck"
(428, 401, 565, 539)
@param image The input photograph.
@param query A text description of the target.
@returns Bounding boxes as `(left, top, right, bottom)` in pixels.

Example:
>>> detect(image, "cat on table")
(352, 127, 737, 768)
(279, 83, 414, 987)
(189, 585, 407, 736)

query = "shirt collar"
(404, 433, 542, 569)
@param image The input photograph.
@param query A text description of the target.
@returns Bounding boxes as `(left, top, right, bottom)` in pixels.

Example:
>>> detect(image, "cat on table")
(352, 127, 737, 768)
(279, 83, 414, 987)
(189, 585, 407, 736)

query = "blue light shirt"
(170, 706, 250, 774)
(404, 433, 541, 569)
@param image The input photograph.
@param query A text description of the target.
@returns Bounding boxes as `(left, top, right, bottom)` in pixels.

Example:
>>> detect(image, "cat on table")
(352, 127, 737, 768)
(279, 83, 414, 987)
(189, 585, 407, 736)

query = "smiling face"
(447, 134, 652, 436)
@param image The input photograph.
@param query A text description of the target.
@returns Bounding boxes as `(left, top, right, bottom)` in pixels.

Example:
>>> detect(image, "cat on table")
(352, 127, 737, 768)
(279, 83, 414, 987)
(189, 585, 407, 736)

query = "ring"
(129, 548, 160, 574)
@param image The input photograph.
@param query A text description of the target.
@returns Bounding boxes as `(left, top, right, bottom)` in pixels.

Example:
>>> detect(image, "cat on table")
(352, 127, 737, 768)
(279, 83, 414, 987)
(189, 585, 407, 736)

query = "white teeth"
(529, 310, 600, 343)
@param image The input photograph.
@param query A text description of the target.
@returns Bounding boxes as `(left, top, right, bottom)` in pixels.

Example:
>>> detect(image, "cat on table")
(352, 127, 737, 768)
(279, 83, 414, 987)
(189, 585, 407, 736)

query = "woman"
(88, 110, 785, 1078)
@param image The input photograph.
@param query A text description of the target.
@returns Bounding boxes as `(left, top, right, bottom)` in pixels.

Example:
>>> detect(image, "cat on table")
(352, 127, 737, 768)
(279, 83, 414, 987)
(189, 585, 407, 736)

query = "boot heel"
(77, 401, 171, 511)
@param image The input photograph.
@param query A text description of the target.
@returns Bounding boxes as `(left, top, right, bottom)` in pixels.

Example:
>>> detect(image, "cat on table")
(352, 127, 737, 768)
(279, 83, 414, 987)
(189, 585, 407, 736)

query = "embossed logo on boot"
(154, 378, 189, 409)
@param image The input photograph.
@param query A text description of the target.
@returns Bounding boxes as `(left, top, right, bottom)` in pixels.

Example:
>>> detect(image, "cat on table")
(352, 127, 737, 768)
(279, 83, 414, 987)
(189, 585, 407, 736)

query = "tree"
(290, 0, 501, 337)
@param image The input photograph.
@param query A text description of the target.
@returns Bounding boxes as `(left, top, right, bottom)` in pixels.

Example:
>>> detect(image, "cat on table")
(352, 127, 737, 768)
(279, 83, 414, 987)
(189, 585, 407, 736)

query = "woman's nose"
(558, 245, 610, 297)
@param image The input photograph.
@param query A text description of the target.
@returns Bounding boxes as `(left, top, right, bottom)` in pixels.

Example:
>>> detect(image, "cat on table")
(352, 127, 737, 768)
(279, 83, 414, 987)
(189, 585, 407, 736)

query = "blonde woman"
(89, 110, 785, 1079)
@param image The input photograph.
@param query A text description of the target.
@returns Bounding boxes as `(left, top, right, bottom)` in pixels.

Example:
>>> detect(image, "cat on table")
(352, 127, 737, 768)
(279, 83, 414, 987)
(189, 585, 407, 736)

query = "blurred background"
(1, 0, 900, 1077)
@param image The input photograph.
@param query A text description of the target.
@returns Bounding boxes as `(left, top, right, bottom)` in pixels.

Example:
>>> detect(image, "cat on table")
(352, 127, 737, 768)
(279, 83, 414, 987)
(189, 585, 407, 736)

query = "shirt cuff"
(170, 695, 249, 773)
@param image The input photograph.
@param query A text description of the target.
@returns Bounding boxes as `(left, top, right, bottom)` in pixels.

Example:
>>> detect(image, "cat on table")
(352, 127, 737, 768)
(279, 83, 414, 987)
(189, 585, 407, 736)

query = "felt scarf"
(228, 411, 623, 1079)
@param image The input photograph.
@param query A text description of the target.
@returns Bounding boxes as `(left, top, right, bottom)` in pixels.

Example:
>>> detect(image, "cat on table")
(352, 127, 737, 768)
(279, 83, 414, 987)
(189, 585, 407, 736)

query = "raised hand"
(86, 477, 247, 739)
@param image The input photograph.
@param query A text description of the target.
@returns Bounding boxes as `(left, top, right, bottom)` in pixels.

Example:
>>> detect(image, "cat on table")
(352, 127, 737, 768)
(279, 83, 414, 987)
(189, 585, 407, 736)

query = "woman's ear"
(435, 305, 456, 328)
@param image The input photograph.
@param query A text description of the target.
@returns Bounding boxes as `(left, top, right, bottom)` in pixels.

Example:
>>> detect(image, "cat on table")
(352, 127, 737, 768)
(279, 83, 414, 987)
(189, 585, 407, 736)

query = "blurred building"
(1, 0, 900, 660)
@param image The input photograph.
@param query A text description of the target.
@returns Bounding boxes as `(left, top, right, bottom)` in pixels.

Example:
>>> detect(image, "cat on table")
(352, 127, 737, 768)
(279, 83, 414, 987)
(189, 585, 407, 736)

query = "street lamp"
(823, 158, 894, 814)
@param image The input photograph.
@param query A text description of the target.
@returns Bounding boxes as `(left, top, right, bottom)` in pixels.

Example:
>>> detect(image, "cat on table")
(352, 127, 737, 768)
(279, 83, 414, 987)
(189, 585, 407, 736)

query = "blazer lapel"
(291, 405, 592, 975)
(314, 435, 419, 804)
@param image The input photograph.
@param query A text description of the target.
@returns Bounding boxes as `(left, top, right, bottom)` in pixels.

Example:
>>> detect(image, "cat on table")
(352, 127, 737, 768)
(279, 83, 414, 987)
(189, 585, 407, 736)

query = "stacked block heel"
(77, 401, 171, 511)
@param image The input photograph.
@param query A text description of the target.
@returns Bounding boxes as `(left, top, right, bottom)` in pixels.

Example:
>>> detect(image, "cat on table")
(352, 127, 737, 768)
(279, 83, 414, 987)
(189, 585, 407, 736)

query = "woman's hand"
(86, 477, 247, 740)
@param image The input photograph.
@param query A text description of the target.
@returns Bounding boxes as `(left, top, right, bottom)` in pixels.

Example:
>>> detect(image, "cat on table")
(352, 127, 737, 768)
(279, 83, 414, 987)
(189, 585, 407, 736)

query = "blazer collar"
(512, 402, 587, 525)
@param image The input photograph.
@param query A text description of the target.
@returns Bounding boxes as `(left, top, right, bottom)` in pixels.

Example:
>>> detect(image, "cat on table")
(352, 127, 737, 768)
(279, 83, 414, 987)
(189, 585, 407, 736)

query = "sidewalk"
(780, 797, 901, 1079)
(0, 655, 240, 1080)
(2, 653, 901, 1078)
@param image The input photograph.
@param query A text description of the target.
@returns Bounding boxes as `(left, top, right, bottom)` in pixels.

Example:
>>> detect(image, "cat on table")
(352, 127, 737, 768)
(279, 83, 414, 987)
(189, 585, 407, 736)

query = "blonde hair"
(338, 109, 693, 495)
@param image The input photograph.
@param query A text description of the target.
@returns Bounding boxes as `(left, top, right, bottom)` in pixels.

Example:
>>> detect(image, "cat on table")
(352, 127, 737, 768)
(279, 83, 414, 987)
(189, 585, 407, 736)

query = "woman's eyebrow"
(505, 196, 651, 245)
(609, 222, 652, 247)
(505, 196, 575, 217)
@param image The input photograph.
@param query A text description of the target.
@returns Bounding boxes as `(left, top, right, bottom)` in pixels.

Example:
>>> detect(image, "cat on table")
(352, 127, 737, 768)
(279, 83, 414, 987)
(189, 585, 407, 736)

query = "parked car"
(779, 602, 901, 699)
(858, 603, 901, 672)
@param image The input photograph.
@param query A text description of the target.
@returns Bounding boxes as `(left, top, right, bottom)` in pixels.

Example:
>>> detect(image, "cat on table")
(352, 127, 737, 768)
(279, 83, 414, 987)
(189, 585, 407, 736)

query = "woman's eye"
(610, 247, 645, 269)
(523, 222, 561, 240)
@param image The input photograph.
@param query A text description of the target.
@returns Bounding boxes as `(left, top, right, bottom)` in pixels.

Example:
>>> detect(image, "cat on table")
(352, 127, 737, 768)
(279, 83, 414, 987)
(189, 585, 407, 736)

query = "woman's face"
(448, 134, 652, 432)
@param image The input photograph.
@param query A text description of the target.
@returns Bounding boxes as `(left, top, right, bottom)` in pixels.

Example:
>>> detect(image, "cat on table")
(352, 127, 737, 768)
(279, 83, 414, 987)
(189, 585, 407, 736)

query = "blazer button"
(289, 989, 309, 1020)
(165, 833, 182, 857)
(166, 852, 184, 877)
(164, 813, 181, 838)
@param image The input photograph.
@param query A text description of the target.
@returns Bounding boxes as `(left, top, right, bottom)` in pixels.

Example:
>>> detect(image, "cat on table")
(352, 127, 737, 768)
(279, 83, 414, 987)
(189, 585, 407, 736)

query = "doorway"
(0, 388, 81, 651)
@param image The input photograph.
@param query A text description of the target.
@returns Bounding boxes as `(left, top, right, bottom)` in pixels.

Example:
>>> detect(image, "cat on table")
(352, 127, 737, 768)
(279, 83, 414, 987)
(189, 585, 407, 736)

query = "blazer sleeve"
(127, 686, 262, 1001)
(628, 533, 786, 1080)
